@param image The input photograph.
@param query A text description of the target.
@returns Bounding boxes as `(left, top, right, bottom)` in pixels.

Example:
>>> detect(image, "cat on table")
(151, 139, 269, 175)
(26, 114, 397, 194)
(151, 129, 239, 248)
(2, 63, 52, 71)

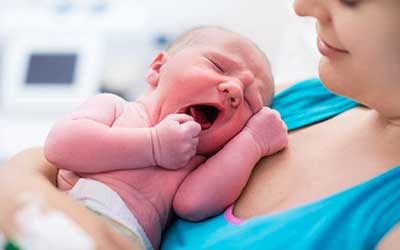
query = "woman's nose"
(218, 81, 243, 108)
(293, 0, 330, 24)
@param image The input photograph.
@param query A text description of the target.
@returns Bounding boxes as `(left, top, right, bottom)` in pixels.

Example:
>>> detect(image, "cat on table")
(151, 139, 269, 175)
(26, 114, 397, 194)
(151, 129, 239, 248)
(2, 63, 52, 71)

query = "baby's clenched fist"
(243, 107, 288, 156)
(150, 114, 201, 169)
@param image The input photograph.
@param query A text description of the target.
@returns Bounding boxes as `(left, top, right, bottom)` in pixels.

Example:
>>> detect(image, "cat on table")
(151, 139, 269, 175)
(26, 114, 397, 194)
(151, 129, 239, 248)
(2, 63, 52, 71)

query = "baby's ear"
(145, 51, 168, 87)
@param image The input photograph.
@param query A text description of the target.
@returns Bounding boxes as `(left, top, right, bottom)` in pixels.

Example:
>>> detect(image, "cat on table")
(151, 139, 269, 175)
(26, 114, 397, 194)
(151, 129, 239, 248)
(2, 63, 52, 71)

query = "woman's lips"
(317, 37, 349, 57)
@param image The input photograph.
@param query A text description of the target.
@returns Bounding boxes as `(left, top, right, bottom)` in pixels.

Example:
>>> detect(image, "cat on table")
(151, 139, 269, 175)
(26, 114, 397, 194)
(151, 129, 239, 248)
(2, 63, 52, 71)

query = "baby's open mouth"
(185, 105, 220, 130)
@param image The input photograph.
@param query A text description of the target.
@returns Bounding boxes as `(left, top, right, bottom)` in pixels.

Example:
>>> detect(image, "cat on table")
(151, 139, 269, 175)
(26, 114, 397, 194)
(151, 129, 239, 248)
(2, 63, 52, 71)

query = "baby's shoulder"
(76, 93, 128, 119)
(90, 93, 127, 104)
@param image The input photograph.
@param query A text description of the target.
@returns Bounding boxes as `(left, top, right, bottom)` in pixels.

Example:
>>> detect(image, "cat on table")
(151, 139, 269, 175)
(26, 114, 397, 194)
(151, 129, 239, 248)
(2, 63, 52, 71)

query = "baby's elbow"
(172, 194, 209, 222)
(44, 140, 76, 172)
(44, 120, 77, 166)
(44, 130, 71, 168)
(43, 136, 61, 165)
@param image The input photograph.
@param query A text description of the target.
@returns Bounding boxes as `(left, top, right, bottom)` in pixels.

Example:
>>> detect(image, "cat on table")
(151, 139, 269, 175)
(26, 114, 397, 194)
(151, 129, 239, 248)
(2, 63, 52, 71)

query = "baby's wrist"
(149, 127, 160, 166)
(240, 129, 265, 157)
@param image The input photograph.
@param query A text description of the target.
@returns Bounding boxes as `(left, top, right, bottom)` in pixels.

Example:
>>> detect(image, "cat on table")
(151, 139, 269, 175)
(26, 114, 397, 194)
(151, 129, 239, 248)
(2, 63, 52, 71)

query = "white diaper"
(68, 178, 153, 250)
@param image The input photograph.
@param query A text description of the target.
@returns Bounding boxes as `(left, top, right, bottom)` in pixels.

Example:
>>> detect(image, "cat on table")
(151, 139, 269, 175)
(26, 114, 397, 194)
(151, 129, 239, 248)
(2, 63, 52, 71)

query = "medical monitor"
(25, 53, 77, 85)
(1, 35, 103, 111)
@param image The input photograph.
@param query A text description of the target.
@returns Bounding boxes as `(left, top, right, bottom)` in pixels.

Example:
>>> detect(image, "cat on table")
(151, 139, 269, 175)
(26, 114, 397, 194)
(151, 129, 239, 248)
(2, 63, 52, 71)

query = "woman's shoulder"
(272, 78, 358, 130)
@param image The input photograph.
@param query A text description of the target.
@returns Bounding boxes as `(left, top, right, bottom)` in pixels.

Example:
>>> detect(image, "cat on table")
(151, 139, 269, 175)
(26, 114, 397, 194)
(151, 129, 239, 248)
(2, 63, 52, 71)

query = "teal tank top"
(161, 79, 400, 250)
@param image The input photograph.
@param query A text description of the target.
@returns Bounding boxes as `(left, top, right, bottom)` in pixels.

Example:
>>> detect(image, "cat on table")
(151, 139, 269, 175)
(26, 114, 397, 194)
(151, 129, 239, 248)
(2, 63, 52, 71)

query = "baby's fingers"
(181, 121, 201, 137)
(164, 114, 194, 124)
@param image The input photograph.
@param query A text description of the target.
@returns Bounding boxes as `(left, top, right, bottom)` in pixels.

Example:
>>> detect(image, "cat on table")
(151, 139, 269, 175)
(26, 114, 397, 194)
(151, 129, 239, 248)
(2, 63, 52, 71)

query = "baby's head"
(166, 26, 274, 105)
(143, 26, 274, 155)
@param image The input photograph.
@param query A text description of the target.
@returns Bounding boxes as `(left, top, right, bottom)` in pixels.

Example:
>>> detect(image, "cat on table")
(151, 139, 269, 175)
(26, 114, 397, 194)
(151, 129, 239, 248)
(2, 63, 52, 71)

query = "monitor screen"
(25, 53, 77, 85)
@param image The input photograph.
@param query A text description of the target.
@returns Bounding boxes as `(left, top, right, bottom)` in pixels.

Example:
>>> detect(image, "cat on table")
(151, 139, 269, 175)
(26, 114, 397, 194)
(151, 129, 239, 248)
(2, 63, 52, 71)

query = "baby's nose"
(218, 81, 243, 108)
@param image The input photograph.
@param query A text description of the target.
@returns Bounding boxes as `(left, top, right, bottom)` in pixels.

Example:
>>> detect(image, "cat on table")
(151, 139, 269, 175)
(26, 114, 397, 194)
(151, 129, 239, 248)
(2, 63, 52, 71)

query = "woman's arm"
(0, 148, 139, 250)
(2, 147, 58, 185)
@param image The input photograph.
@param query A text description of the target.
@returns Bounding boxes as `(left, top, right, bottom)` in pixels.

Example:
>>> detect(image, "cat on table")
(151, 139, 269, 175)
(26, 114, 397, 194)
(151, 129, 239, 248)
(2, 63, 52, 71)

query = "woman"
(162, 0, 400, 249)
(1, 0, 399, 249)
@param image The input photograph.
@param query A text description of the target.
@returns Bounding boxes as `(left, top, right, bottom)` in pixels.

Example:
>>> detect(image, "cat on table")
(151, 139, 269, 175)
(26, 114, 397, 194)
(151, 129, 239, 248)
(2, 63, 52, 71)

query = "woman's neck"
(361, 108, 400, 142)
(366, 91, 400, 127)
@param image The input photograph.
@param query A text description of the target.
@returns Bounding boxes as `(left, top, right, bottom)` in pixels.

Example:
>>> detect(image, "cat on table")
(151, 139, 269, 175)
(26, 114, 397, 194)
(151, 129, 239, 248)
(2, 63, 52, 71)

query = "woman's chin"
(319, 59, 348, 96)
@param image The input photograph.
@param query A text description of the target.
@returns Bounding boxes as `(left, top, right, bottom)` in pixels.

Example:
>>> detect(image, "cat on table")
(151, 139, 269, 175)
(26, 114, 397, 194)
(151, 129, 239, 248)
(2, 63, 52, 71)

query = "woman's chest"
(234, 108, 397, 219)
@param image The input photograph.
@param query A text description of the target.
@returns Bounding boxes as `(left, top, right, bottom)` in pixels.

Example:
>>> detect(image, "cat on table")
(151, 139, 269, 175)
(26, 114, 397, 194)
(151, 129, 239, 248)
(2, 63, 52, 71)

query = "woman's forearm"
(0, 148, 138, 250)
(2, 147, 58, 185)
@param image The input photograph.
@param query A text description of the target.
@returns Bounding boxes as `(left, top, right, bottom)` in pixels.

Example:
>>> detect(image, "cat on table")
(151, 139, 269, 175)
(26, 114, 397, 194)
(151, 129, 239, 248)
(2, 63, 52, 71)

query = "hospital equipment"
(0, 34, 103, 111)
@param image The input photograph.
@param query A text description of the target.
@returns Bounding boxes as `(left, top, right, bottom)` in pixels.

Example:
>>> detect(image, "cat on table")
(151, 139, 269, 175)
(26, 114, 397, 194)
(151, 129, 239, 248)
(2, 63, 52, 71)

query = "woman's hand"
(0, 148, 142, 250)
(0, 147, 58, 237)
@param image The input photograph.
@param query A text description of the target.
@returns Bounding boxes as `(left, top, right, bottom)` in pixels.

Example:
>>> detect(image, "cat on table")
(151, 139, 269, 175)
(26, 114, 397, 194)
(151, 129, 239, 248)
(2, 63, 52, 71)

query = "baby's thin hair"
(167, 26, 230, 55)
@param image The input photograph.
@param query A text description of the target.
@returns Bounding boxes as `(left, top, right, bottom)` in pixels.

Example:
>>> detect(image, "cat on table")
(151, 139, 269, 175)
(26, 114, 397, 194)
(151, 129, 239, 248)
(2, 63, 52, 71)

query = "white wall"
(140, 0, 319, 83)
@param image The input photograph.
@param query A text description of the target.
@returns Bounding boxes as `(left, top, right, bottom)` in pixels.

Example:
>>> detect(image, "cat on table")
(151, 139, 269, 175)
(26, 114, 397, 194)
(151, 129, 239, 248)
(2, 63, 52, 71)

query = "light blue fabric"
(161, 78, 400, 250)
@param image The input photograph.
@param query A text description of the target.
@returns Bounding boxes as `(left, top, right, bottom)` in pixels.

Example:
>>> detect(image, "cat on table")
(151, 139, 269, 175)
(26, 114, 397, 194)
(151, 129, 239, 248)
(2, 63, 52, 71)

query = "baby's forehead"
(222, 40, 272, 92)
(197, 31, 269, 70)
(189, 29, 273, 99)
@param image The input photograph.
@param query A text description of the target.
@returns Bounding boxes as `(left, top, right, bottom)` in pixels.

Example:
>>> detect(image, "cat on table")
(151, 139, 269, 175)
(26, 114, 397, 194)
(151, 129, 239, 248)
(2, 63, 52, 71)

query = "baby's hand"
(243, 107, 288, 156)
(151, 114, 201, 169)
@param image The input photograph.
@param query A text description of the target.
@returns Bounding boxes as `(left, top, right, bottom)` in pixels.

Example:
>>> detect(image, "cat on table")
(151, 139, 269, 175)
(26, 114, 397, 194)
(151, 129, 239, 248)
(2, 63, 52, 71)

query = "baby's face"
(156, 30, 273, 155)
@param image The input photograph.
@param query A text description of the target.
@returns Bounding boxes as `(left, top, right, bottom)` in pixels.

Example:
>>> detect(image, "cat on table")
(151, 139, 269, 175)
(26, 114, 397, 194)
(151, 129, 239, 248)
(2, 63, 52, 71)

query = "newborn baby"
(45, 26, 288, 249)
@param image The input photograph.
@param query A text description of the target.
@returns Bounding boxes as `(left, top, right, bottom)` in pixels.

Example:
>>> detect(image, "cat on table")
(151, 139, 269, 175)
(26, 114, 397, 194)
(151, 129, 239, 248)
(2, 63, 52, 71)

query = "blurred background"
(0, 0, 319, 163)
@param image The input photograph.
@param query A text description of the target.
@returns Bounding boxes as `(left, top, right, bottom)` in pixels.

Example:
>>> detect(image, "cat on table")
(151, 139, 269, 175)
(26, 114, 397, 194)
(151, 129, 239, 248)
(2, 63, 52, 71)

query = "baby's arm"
(45, 93, 201, 172)
(44, 93, 157, 172)
(173, 107, 288, 221)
